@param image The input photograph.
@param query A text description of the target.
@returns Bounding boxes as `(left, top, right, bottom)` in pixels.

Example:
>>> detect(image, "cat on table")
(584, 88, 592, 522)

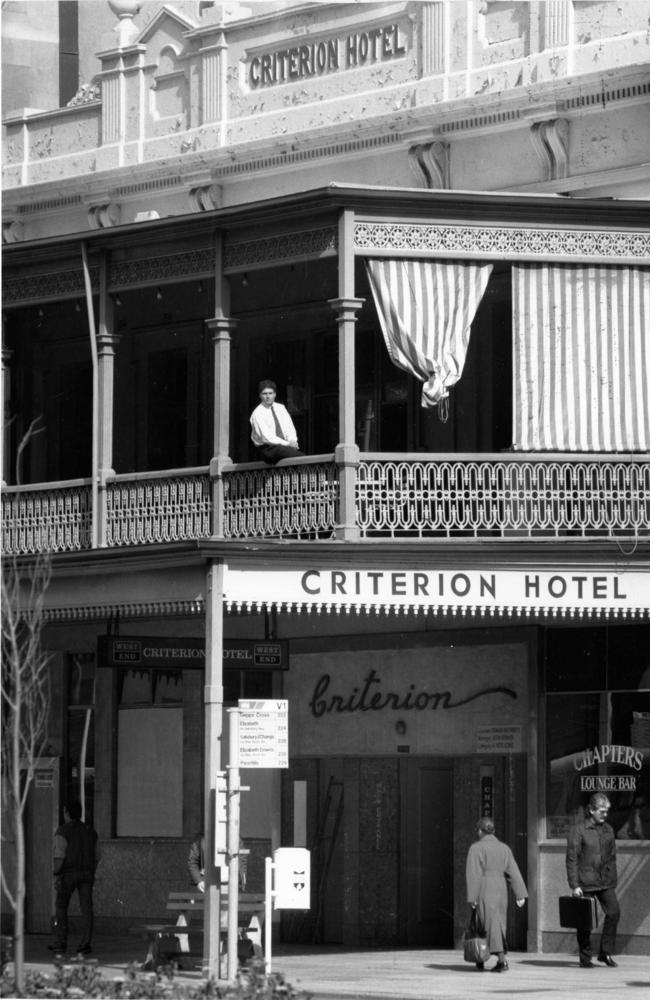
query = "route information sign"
(238, 699, 289, 768)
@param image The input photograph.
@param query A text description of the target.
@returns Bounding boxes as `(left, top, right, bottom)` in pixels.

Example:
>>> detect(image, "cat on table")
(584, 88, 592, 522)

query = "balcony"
(2, 453, 648, 556)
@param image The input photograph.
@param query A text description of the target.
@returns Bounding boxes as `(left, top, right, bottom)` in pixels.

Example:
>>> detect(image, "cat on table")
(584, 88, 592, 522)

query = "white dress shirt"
(250, 401, 299, 447)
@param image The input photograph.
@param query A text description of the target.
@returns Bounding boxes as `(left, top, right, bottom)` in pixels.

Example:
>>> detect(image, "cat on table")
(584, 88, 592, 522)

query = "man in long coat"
(466, 816, 527, 972)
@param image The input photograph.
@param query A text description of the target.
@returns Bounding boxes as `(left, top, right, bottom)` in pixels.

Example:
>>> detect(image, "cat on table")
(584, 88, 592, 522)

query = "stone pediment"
(134, 4, 196, 57)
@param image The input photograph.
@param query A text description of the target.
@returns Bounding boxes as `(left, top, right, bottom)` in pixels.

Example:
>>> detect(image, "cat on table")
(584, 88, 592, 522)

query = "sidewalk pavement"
(14, 934, 650, 1000)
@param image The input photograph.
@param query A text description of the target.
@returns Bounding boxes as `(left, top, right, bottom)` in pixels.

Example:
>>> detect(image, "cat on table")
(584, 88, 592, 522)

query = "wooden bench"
(136, 889, 265, 970)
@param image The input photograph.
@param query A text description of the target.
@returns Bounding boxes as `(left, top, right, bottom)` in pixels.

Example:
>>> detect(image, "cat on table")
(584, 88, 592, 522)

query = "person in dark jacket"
(188, 832, 248, 892)
(566, 792, 620, 968)
(466, 816, 527, 972)
(49, 802, 100, 957)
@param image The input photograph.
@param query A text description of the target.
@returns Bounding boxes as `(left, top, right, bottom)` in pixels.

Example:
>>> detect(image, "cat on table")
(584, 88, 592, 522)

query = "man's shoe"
(597, 953, 618, 967)
(475, 961, 484, 971)
(48, 944, 66, 953)
(579, 958, 594, 968)
(491, 961, 508, 972)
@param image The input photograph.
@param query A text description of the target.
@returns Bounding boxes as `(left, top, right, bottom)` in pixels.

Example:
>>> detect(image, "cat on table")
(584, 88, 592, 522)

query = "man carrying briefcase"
(566, 793, 620, 969)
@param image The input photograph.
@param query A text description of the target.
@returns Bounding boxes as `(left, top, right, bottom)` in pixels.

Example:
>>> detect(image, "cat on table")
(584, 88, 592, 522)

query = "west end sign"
(224, 567, 650, 616)
(98, 636, 287, 669)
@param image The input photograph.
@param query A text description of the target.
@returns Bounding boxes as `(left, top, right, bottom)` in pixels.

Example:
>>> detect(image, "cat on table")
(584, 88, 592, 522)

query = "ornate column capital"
(328, 297, 365, 321)
(205, 316, 238, 341)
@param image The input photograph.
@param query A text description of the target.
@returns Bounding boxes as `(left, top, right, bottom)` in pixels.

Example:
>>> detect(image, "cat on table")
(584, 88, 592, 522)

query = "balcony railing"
(2, 454, 648, 555)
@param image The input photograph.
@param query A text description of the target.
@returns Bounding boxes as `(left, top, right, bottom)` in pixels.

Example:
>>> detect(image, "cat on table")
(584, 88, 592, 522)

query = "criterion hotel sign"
(224, 568, 649, 616)
(249, 22, 407, 88)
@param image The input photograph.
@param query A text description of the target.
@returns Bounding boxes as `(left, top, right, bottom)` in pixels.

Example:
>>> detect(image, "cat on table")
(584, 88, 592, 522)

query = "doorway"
(399, 758, 454, 946)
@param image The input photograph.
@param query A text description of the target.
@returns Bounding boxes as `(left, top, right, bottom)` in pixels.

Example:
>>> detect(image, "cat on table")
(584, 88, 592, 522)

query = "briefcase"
(558, 895, 598, 930)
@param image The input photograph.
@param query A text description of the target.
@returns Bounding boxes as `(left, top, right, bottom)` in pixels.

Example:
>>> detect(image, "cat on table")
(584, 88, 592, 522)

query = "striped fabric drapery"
(512, 265, 650, 451)
(366, 258, 493, 408)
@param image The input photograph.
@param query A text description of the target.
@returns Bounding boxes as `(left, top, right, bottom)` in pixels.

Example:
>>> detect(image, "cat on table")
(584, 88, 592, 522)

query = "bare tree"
(1, 551, 51, 993)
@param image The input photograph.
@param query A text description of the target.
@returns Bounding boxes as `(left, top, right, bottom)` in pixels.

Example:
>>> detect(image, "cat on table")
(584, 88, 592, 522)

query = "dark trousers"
(257, 444, 304, 464)
(577, 888, 620, 960)
(54, 873, 94, 952)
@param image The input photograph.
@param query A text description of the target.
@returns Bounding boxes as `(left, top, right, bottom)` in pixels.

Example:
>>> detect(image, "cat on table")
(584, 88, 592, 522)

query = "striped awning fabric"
(366, 258, 493, 408)
(512, 265, 650, 451)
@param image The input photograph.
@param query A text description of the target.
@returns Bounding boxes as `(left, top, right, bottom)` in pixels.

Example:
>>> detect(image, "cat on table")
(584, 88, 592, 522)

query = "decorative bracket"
(530, 118, 569, 181)
(189, 184, 222, 212)
(87, 202, 121, 229)
(2, 219, 24, 244)
(408, 141, 450, 189)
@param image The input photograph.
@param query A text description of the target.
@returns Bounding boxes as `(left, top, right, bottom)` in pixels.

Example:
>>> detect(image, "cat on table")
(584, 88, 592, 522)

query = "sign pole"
(203, 560, 225, 980)
(227, 707, 241, 983)
(264, 856, 273, 974)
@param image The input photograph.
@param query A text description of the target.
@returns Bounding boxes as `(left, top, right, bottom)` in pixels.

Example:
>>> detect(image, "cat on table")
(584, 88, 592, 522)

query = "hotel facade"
(2, 0, 649, 959)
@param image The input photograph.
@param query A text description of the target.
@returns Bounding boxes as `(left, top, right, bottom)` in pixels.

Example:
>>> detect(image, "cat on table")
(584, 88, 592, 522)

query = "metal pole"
(204, 560, 225, 979)
(227, 707, 240, 982)
(80, 242, 99, 549)
(264, 856, 273, 974)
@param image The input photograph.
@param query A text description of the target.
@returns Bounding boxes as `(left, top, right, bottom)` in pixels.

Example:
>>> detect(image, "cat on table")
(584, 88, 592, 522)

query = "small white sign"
(274, 847, 310, 910)
(476, 725, 522, 754)
(238, 699, 289, 768)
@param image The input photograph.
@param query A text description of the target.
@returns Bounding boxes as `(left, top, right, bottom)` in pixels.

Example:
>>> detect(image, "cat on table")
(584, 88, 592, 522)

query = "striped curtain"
(366, 259, 493, 408)
(513, 265, 650, 451)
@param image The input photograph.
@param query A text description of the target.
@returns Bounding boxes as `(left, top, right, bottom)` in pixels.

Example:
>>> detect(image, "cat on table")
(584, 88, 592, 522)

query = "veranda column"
(329, 209, 364, 541)
(207, 316, 237, 538)
(207, 231, 237, 539)
(204, 558, 225, 980)
(2, 343, 12, 484)
(96, 254, 120, 547)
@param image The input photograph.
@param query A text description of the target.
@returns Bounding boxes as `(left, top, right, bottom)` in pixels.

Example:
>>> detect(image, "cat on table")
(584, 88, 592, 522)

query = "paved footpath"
(16, 936, 650, 1000)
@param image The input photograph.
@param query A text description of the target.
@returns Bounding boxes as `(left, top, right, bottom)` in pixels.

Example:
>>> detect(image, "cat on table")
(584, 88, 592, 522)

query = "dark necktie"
(271, 405, 285, 440)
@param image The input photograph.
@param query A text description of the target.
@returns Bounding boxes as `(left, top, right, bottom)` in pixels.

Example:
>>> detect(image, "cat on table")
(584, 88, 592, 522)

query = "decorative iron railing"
(106, 471, 212, 546)
(356, 456, 650, 539)
(222, 460, 338, 539)
(1, 481, 92, 554)
(2, 455, 648, 554)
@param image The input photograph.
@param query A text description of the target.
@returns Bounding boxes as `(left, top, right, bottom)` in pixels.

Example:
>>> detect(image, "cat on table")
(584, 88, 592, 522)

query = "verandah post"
(329, 208, 364, 541)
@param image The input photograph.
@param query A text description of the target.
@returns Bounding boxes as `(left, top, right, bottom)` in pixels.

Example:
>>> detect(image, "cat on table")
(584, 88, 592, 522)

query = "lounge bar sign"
(98, 636, 287, 669)
(576, 744, 645, 793)
(224, 568, 650, 616)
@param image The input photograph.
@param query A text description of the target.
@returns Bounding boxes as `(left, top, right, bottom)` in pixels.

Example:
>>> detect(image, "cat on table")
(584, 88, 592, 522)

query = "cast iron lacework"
(224, 227, 338, 270)
(356, 459, 650, 539)
(110, 249, 215, 286)
(223, 462, 338, 540)
(2, 486, 91, 554)
(2, 458, 648, 554)
(3, 266, 100, 305)
(354, 222, 650, 260)
(106, 475, 212, 546)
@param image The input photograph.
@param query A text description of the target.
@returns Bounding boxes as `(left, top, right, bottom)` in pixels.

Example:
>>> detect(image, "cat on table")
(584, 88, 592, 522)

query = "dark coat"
(566, 818, 617, 891)
(466, 834, 527, 954)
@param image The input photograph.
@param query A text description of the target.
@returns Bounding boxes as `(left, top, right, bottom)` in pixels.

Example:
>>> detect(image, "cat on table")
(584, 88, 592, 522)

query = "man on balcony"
(250, 379, 304, 464)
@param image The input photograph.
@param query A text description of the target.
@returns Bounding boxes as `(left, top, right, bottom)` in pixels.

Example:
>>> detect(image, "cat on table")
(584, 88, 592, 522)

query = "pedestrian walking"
(466, 816, 527, 972)
(49, 801, 100, 958)
(566, 792, 620, 968)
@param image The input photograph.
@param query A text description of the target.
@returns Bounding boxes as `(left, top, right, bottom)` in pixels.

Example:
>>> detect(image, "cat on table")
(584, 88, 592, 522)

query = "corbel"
(530, 118, 569, 181)
(408, 141, 450, 189)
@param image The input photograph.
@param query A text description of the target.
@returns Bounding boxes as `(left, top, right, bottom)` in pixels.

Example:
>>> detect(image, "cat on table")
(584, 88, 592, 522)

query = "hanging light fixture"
(156, 287, 163, 301)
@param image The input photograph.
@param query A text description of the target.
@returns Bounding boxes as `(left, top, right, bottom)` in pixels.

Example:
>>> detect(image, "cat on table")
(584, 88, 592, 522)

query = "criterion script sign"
(238, 700, 289, 768)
